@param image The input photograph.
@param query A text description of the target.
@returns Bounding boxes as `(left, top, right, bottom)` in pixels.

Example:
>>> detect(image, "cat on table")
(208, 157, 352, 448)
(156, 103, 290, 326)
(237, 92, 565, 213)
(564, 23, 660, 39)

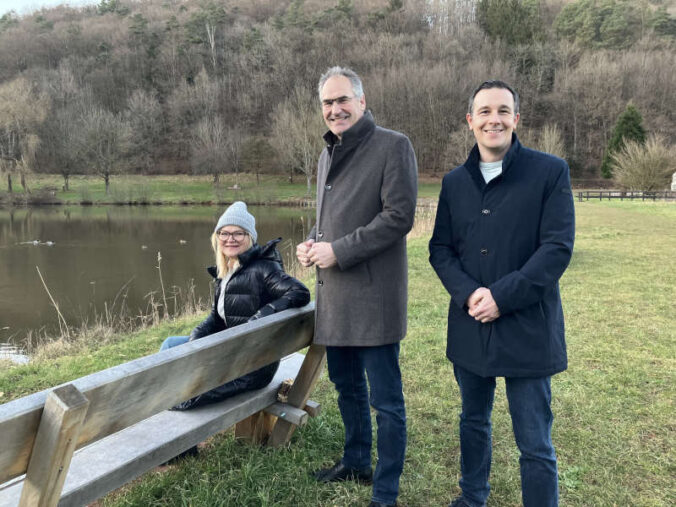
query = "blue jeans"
(453, 365, 558, 507)
(160, 335, 191, 351)
(160, 336, 278, 409)
(326, 343, 407, 505)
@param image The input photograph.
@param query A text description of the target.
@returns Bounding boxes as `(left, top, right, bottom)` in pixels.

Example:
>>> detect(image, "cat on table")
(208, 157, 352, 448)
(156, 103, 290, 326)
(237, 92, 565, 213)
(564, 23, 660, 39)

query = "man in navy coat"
(429, 80, 575, 507)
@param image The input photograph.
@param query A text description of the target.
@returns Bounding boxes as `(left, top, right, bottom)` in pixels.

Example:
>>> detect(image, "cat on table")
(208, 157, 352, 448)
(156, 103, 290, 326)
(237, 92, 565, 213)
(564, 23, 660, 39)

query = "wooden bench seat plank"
(0, 354, 305, 507)
(0, 304, 314, 484)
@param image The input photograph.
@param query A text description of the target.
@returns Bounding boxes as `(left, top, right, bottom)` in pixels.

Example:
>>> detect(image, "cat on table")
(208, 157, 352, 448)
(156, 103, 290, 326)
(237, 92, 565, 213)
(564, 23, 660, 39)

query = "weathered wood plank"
(18, 385, 89, 507)
(263, 402, 308, 427)
(303, 400, 321, 418)
(0, 304, 314, 484)
(0, 354, 305, 507)
(268, 344, 326, 447)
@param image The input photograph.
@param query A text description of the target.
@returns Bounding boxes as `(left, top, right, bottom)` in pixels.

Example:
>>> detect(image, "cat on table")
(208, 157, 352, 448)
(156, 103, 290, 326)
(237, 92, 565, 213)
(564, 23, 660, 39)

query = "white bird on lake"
(179, 239, 187, 244)
(141, 245, 148, 250)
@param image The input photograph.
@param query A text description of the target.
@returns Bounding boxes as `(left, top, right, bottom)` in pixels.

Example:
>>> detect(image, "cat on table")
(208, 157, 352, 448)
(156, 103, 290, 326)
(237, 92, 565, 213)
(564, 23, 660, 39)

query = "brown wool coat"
(309, 111, 418, 347)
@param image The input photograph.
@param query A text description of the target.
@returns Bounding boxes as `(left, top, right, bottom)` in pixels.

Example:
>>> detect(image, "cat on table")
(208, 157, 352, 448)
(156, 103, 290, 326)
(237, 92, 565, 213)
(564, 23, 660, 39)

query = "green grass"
(3, 174, 443, 205)
(1, 174, 443, 205)
(1, 201, 674, 506)
(3, 174, 315, 205)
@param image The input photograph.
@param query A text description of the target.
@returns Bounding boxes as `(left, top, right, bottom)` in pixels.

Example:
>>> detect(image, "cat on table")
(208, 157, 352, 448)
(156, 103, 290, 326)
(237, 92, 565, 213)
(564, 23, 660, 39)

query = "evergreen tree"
(555, 0, 642, 49)
(477, 0, 543, 45)
(601, 104, 646, 179)
(651, 6, 676, 39)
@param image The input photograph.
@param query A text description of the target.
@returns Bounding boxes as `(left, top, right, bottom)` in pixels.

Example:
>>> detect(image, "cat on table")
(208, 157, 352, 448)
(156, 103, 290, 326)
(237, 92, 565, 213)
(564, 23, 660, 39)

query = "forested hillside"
(0, 0, 674, 190)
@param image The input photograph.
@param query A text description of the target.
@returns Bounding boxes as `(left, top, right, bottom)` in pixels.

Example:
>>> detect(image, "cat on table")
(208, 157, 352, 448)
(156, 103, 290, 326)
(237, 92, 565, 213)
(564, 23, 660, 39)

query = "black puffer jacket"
(175, 238, 310, 410)
(190, 238, 310, 340)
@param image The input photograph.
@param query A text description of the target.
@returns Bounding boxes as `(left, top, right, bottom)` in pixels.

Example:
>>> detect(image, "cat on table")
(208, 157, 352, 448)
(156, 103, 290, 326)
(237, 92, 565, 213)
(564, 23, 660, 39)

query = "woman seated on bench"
(160, 201, 310, 410)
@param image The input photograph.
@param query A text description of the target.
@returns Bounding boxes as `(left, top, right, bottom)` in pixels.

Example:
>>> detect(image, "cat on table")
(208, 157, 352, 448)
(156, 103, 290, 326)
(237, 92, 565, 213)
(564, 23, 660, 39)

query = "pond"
(0, 205, 315, 348)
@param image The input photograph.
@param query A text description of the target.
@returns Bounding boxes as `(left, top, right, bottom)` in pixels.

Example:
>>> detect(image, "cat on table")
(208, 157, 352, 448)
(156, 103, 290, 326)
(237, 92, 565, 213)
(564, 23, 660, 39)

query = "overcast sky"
(0, 0, 97, 16)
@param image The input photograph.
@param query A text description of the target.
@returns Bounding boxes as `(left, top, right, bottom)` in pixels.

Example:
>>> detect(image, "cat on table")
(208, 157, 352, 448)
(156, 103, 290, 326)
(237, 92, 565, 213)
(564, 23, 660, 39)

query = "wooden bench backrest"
(0, 304, 315, 484)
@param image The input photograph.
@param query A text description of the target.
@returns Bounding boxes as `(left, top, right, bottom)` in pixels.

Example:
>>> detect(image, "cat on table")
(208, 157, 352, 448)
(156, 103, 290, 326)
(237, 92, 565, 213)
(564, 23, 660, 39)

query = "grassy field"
(1, 174, 443, 205)
(1, 201, 674, 506)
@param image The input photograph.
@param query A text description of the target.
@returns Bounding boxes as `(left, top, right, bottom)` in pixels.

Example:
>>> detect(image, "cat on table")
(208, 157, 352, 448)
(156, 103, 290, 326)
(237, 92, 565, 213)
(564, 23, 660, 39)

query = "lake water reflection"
(0, 205, 315, 346)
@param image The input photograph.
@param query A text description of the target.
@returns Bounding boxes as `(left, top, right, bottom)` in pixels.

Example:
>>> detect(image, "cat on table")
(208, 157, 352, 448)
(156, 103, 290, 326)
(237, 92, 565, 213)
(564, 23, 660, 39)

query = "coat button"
(318, 280, 324, 286)
(325, 184, 332, 191)
(318, 231, 324, 238)
(481, 208, 491, 215)
(480, 248, 488, 255)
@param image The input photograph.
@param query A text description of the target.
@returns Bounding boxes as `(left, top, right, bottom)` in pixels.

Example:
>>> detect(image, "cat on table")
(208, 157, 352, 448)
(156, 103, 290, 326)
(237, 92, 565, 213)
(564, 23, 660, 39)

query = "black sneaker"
(449, 497, 483, 507)
(313, 461, 373, 484)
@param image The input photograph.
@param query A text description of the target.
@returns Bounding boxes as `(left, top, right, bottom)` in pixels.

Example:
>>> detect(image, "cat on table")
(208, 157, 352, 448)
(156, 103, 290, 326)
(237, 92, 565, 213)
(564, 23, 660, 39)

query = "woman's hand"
(248, 304, 276, 321)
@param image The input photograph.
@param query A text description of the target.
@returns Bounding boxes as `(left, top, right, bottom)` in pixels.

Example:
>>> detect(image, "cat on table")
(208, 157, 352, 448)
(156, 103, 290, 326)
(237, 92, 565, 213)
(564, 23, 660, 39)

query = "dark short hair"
(468, 80, 519, 116)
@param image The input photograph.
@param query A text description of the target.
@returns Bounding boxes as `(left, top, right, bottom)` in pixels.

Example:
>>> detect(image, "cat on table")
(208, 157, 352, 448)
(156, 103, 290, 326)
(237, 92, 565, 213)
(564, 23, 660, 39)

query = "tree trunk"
(7, 173, 12, 193)
(213, 172, 219, 184)
(105, 174, 110, 194)
(63, 174, 69, 191)
(20, 172, 30, 194)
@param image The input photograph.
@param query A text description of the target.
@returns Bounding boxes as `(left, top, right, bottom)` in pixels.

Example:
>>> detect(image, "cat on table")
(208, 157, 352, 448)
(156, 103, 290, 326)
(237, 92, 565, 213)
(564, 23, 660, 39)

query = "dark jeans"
(160, 336, 279, 410)
(326, 343, 407, 505)
(453, 364, 559, 507)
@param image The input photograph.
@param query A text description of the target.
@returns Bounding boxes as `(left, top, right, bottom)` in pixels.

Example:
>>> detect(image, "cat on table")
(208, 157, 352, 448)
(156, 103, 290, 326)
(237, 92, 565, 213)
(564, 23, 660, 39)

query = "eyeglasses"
(321, 95, 355, 108)
(217, 230, 248, 241)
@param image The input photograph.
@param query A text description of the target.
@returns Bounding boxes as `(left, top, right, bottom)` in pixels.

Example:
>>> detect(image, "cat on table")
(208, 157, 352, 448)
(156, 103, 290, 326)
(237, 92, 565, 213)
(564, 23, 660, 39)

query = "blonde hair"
(211, 231, 252, 278)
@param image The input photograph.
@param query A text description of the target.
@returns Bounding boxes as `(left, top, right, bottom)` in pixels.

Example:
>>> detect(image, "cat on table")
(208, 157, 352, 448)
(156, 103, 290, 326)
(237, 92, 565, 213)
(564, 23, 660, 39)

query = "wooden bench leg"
(268, 344, 326, 447)
(19, 384, 89, 507)
(235, 412, 277, 445)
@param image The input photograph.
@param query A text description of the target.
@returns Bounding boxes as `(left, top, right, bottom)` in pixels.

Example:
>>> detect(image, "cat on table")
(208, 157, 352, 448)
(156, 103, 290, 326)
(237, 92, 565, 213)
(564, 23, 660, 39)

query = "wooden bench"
(0, 304, 325, 507)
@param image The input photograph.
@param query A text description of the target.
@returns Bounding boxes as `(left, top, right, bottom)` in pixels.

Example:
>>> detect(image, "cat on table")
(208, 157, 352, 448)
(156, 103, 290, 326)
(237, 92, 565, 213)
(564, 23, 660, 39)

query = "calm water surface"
(0, 205, 314, 346)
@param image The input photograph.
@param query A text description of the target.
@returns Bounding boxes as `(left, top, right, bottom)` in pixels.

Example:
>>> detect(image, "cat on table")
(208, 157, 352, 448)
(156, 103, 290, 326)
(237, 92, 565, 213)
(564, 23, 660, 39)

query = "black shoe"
(369, 502, 397, 507)
(449, 497, 480, 507)
(313, 461, 373, 484)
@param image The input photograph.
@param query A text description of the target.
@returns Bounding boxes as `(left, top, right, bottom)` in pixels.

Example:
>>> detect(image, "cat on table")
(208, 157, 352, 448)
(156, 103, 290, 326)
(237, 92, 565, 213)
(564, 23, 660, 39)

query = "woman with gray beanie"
(159, 201, 310, 428)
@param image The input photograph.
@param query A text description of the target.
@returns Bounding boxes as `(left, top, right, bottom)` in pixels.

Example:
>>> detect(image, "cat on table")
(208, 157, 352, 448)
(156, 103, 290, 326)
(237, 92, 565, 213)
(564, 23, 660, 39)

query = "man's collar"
(464, 133, 521, 188)
(466, 133, 521, 172)
(323, 110, 375, 147)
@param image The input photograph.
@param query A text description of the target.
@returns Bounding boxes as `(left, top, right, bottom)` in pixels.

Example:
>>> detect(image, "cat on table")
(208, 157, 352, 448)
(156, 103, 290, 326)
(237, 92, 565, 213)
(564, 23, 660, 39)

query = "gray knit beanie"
(214, 201, 257, 243)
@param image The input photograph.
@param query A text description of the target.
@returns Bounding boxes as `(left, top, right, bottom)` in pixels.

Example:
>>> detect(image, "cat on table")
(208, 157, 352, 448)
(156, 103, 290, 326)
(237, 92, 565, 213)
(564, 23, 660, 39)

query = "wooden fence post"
(268, 344, 326, 447)
(19, 384, 89, 507)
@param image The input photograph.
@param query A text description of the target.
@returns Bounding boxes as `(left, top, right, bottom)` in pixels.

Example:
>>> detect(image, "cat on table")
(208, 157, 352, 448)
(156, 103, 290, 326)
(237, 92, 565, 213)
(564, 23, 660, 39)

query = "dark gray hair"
(468, 80, 520, 116)
(317, 66, 364, 100)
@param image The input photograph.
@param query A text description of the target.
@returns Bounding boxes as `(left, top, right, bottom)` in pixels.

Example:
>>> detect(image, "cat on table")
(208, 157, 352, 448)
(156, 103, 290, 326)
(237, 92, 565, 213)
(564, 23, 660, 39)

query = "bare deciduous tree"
(76, 107, 132, 194)
(0, 76, 50, 193)
(612, 135, 675, 191)
(223, 126, 243, 185)
(42, 107, 82, 191)
(270, 85, 325, 194)
(190, 115, 228, 184)
(127, 88, 163, 173)
(167, 68, 221, 158)
(520, 123, 566, 159)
